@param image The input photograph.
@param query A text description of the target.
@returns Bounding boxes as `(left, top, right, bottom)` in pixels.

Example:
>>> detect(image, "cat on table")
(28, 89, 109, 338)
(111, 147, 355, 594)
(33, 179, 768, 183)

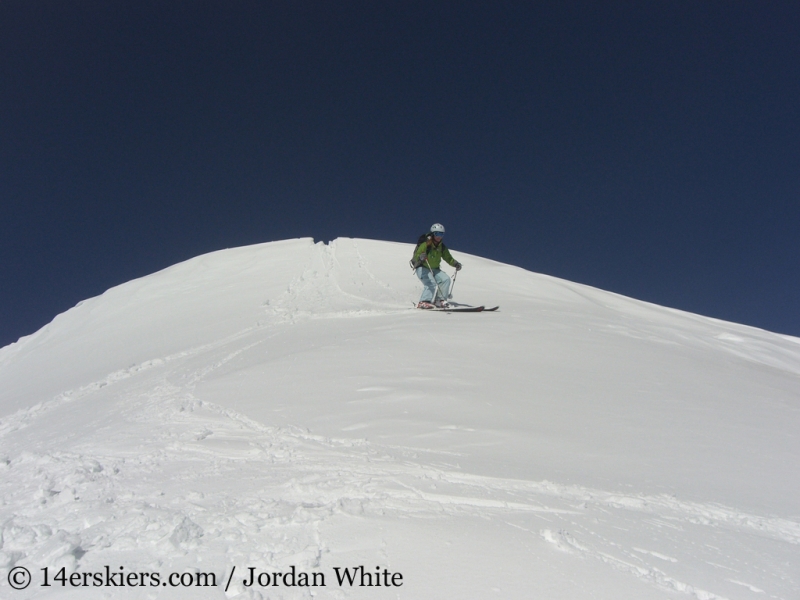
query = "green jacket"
(413, 239, 457, 269)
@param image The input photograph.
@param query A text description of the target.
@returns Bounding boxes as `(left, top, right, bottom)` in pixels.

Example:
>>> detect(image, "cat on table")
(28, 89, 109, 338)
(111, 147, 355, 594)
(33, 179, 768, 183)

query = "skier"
(411, 223, 462, 309)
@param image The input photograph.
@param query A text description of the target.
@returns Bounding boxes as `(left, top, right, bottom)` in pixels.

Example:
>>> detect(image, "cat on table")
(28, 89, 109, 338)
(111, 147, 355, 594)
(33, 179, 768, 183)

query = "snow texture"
(0, 237, 798, 599)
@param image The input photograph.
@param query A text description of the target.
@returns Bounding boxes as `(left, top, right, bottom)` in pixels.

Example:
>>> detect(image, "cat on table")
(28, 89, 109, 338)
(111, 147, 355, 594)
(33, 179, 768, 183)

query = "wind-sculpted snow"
(0, 238, 798, 599)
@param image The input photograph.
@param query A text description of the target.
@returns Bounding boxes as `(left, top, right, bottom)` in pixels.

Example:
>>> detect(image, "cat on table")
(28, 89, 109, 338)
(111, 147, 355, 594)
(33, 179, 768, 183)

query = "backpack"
(409, 233, 430, 269)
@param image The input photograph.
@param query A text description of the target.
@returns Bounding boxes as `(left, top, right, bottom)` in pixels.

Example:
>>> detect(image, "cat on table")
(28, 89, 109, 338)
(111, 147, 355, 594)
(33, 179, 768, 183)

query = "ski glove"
(454, 261, 462, 271)
(419, 253, 427, 262)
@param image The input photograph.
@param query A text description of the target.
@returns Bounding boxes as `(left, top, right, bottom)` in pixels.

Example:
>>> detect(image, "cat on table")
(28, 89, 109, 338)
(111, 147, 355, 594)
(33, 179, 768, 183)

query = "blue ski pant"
(416, 267, 451, 302)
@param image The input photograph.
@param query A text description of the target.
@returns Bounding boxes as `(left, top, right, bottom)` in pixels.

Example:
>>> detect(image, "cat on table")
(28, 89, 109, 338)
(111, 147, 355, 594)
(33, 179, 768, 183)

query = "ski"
(433, 305, 488, 312)
(413, 303, 499, 312)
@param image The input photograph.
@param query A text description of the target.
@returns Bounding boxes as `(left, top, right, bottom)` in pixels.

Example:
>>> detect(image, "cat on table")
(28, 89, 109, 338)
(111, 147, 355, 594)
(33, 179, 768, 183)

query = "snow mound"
(0, 237, 798, 599)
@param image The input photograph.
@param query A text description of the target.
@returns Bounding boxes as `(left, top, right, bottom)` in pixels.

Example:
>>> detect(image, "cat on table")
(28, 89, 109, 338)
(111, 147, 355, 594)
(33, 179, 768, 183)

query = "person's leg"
(433, 270, 452, 300)
(416, 267, 437, 302)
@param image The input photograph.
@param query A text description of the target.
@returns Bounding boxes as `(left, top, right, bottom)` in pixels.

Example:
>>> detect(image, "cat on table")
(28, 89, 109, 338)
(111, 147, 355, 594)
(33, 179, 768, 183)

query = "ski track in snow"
(1, 337, 797, 599)
(262, 240, 413, 325)
(1, 239, 798, 599)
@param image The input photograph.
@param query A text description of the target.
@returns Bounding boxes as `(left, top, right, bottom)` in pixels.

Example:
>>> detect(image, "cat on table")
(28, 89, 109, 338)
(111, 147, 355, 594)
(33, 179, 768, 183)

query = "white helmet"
(430, 223, 445, 234)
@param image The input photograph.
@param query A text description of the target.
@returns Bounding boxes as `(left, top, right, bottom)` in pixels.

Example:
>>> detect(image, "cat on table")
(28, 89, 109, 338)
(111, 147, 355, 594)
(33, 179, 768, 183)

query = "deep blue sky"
(2, 1, 799, 346)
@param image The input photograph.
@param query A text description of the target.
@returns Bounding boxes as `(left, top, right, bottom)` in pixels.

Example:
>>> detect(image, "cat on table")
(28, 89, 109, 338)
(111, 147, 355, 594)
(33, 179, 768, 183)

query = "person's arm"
(442, 245, 461, 269)
(412, 241, 430, 267)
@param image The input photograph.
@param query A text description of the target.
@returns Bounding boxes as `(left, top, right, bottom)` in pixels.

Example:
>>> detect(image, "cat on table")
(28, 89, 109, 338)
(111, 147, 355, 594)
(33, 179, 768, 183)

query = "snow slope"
(0, 237, 798, 599)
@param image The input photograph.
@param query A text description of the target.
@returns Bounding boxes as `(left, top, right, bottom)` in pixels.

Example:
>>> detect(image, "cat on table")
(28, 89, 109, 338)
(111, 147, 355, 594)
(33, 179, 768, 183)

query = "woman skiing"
(411, 223, 462, 309)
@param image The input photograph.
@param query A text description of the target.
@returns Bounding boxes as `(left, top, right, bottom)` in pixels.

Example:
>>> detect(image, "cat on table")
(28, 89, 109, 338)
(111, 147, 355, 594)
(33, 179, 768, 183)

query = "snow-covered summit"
(1, 238, 798, 599)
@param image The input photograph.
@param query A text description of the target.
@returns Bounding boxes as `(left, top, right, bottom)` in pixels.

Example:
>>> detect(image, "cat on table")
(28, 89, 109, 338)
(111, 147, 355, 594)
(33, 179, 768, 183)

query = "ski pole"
(448, 269, 457, 299)
(425, 257, 447, 303)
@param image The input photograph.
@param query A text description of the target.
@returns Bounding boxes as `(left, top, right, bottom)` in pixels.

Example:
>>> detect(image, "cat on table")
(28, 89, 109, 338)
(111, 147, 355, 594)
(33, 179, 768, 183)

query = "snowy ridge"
(1, 238, 798, 599)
